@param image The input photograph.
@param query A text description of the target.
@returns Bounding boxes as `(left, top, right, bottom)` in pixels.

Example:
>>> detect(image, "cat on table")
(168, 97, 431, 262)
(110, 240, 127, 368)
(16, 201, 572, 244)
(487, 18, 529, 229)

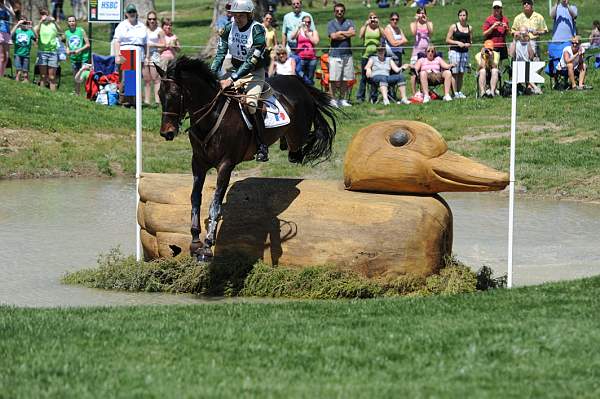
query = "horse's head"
(157, 60, 184, 141)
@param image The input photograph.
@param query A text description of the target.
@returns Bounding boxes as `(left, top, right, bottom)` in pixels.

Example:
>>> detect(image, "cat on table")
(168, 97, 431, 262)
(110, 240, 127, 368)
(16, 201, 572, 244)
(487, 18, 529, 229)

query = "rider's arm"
(231, 23, 266, 80)
(210, 23, 232, 76)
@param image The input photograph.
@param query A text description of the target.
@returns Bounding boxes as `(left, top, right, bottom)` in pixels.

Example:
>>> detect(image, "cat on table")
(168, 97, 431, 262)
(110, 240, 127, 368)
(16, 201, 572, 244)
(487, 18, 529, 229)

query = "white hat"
(230, 0, 254, 13)
(492, 0, 503, 7)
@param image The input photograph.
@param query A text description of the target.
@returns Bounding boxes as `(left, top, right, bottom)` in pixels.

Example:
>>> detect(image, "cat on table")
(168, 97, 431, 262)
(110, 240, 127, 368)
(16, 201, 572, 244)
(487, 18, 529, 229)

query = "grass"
(1, 0, 600, 198)
(2, 276, 600, 397)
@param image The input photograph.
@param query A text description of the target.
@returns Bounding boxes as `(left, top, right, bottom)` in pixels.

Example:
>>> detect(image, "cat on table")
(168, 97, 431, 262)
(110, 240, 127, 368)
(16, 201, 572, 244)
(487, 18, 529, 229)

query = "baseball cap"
(484, 40, 495, 50)
(492, 0, 502, 7)
(125, 4, 137, 13)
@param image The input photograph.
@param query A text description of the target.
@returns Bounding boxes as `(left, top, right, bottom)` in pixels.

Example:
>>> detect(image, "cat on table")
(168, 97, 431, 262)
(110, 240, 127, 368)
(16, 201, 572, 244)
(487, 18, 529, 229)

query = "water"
(1, 178, 599, 307)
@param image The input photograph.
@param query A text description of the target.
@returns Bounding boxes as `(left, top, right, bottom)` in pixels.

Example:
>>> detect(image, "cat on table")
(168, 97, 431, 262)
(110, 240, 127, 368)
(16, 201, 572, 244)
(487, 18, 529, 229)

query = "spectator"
(143, 10, 164, 106)
(34, 8, 61, 91)
(409, 7, 433, 95)
(364, 46, 410, 105)
(0, 0, 15, 78)
(475, 40, 500, 98)
(327, 2, 355, 107)
(159, 18, 179, 70)
(262, 12, 277, 67)
(113, 4, 148, 106)
(65, 16, 90, 95)
(281, 0, 314, 54)
(383, 12, 408, 101)
(377, 0, 390, 8)
(291, 15, 318, 85)
(512, 0, 548, 60)
(557, 35, 588, 90)
(216, 3, 232, 30)
(10, 18, 35, 82)
(357, 12, 383, 103)
(551, 0, 577, 44)
(446, 8, 471, 99)
(414, 44, 454, 103)
(269, 44, 296, 76)
(71, 0, 85, 20)
(590, 20, 600, 49)
(412, 0, 437, 7)
(51, 0, 65, 23)
(482, 0, 509, 63)
(509, 26, 541, 94)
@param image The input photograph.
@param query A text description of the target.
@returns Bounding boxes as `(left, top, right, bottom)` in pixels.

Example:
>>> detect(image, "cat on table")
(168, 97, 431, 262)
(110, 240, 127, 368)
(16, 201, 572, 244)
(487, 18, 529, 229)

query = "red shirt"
(482, 15, 509, 49)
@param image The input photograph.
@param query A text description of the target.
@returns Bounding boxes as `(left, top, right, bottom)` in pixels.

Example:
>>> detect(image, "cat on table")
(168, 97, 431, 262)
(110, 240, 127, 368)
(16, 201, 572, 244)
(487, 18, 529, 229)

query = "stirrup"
(256, 144, 269, 162)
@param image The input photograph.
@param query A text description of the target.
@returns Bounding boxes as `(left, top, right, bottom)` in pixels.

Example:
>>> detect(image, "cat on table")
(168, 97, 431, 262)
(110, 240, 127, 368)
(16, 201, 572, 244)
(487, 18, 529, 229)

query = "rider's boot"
(252, 111, 269, 162)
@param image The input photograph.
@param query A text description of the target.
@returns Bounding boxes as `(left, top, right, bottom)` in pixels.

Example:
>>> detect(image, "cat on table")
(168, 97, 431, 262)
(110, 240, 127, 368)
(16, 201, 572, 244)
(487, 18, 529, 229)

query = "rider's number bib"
(228, 21, 261, 62)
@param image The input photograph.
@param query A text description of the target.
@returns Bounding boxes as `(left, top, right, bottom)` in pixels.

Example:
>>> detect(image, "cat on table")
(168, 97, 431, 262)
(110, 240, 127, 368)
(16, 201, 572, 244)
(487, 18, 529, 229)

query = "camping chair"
(411, 50, 446, 101)
(472, 50, 508, 99)
(546, 41, 571, 90)
(92, 53, 116, 75)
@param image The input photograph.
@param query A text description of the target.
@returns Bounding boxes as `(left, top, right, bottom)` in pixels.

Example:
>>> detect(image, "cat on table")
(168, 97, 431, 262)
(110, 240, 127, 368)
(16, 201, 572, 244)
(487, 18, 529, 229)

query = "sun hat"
(125, 4, 137, 13)
(492, 0, 502, 7)
(484, 40, 495, 50)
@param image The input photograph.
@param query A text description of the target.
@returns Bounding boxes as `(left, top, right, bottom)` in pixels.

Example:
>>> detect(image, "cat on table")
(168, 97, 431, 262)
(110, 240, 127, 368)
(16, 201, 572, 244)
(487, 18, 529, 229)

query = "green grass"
(2, 276, 600, 397)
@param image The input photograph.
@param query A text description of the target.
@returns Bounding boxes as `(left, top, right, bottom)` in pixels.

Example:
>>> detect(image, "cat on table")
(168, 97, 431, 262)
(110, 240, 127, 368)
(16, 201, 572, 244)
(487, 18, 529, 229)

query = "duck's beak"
(429, 151, 509, 192)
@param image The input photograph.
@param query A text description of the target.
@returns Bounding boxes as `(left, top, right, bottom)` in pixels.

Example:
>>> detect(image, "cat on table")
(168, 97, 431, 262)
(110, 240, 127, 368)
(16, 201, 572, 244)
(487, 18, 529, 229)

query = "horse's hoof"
(196, 253, 213, 263)
(288, 150, 303, 164)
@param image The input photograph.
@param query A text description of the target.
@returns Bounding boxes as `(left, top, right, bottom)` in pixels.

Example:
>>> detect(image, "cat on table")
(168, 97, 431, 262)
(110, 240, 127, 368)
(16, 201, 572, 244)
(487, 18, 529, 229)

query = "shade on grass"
(2, 276, 600, 397)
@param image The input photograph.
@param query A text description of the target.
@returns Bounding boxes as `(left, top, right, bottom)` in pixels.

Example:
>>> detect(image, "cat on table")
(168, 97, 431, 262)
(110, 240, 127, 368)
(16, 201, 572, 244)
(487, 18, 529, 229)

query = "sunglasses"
(148, 18, 156, 20)
(390, 18, 398, 21)
(426, 50, 435, 53)
(493, 6, 502, 9)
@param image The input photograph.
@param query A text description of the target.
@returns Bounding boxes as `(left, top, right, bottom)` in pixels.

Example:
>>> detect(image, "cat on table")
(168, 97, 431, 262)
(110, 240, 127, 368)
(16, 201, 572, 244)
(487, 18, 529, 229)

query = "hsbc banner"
(88, 0, 123, 23)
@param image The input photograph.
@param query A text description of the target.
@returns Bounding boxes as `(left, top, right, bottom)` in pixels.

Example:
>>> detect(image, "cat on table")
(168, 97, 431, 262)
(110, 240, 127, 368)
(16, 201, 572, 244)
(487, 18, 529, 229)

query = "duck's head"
(344, 120, 509, 194)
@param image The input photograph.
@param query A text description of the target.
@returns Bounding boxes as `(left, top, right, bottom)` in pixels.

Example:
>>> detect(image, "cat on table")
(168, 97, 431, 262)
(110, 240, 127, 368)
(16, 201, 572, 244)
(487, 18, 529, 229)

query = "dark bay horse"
(157, 56, 337, 261)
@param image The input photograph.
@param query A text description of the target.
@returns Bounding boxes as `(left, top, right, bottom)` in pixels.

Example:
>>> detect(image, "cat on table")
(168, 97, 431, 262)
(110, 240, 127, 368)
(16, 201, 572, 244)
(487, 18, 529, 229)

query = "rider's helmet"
(230, 0, 255, 13)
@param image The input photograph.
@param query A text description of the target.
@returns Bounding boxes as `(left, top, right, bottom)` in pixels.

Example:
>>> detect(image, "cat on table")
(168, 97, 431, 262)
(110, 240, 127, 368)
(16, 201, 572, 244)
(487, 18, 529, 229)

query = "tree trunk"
(21, 0, 48, 23)
(200, 0, 269, 60)
(126, 0, 155, 22)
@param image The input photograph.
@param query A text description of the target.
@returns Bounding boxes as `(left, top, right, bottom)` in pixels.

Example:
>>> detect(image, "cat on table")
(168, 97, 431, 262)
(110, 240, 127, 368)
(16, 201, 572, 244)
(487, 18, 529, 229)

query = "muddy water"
(1, 178, 599, 307)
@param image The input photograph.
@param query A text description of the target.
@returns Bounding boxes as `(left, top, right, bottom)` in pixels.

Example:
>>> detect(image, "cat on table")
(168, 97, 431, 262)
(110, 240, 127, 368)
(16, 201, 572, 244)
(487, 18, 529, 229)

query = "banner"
(88, 0, 123, 23)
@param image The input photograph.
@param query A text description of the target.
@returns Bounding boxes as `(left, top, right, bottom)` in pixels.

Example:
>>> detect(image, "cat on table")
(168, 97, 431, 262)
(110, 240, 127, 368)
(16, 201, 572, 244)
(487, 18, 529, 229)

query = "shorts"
(14, 55, 30, 71)
(329, 55, 354, 81)
(427, 72, 445, 85)
(37, 51, 59, 68)
(448, 50, 469, 74)
(496, 46, 508, 60)
(0, 31, 11, 44)
(71, 60, 83, 73)
(142, 63, 159, 81)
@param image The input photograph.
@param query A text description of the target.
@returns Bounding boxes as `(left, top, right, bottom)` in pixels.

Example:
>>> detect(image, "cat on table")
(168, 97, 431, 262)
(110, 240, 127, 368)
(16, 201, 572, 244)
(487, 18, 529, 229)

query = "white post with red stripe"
(135, 49, 143, 261)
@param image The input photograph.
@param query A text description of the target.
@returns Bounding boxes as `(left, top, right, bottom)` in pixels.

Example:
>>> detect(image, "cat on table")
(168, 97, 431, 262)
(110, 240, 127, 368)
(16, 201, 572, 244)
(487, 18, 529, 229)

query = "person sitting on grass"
(10, 18, 36, 83)
(557, 35, 589, 90)
(364, 46, 409, 105)
(268, 44, 296, 76)
(475, 40, 500, 98)
(509, 26, 541, 94)
(414, 44, 454, 103)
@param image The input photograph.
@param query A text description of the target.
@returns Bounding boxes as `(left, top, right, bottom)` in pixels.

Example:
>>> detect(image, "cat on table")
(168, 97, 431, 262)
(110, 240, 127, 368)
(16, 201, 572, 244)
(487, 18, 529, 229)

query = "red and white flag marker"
(507, 61, 545, 287)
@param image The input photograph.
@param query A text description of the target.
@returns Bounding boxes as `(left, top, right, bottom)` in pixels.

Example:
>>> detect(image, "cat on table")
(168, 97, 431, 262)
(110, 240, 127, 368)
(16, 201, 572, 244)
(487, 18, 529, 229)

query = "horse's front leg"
(197, 161, 235, 262)
(190, 163, 208, 257)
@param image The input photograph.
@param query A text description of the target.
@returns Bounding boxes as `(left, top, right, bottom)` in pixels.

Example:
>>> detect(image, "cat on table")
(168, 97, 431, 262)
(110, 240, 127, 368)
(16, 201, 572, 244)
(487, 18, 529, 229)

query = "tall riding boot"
(252, 112, 269, 162)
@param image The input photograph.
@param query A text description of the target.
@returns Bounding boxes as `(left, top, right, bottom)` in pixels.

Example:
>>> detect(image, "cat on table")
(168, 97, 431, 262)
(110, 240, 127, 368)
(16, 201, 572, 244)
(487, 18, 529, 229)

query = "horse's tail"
(301, 84, 338, 165)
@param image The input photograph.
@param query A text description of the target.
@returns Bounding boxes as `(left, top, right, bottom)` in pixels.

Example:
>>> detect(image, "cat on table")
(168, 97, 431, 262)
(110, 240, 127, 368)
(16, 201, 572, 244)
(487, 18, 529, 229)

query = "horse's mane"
(168, 56, 218, 89)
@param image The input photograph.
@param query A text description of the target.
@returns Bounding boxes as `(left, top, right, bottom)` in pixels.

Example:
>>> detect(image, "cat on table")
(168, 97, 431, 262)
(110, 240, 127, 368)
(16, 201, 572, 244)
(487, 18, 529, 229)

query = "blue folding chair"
(92, 53, 116, 76)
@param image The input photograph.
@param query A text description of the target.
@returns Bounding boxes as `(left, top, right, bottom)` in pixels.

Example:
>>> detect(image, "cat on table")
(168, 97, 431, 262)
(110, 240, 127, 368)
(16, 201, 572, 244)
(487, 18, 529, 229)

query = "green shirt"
(65, 27, 89, 63)
(39, 22, 58, 52)
(362, 26, 381, 59)
(12, 28, 35, 57)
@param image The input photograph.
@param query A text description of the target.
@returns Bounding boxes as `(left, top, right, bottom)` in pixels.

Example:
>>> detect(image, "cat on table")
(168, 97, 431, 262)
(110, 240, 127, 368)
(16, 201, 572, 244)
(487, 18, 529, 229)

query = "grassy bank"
(2, 276, 600, 397)
(1, 0, 600, 199)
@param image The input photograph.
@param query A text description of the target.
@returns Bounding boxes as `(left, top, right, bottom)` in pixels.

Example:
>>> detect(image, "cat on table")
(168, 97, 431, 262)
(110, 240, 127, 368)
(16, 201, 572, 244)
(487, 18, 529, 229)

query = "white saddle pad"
(264, 95, 291, 129)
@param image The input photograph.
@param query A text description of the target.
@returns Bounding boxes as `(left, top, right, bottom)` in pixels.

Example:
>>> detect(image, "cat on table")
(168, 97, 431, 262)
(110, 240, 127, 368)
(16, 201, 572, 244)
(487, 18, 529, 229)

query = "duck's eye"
(389, 131, 410, 147)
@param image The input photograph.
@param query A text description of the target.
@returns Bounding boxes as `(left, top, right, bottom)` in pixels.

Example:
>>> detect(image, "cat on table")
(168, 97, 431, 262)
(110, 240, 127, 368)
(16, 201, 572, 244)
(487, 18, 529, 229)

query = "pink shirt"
(297, 30, 316, 60)
(418, 56, 442, 73)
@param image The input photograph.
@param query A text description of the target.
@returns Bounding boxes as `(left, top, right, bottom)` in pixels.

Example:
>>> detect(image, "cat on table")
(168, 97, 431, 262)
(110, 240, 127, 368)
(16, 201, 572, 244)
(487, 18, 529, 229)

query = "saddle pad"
(264, 95, 291, 129)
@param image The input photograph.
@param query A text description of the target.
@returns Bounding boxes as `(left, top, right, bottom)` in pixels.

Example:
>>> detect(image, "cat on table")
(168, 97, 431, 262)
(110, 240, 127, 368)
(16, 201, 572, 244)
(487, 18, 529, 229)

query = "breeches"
(233, 67, 267, 114)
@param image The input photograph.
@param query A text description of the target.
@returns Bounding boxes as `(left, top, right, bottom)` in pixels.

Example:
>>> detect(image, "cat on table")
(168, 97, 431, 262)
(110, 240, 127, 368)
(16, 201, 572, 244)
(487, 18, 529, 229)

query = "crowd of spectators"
(0, 0, 597, 109)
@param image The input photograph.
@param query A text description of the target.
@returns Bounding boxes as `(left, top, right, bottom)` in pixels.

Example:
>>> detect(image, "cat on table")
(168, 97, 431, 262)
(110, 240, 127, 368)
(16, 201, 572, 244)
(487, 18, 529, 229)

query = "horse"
(156, 56, 337, 262)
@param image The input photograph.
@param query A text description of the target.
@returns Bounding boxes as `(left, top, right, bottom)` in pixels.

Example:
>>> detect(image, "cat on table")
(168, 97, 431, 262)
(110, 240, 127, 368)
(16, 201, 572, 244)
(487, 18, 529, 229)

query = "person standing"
(409, 7, 433, 96)
(358, 12, 383, 103)
(482, 0, 509, 62)
(383, 12, 407, 102)
(550, 0, 577, 44)
(512, 0, 548, 59)
(114, 4, 148, 106)
(143, 10, 164, 106)
(0, 0, 15, 78)
(262, 12, 277, 67)
(446, 8, 471, 99)
(327, 3, 355, 107)
(65, 16, 90, 95)
(291, 15, 318, 85)
(11, 18, 35, 82)
(34, 8, 61, 91)
(281, 0, 314, 54)
(159, 18, 179, 69)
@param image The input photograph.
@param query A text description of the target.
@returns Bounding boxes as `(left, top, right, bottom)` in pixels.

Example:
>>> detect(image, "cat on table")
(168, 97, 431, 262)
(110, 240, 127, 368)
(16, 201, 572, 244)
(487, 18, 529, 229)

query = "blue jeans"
(357, 58, 378, 102)
(297, 58, 317, 85)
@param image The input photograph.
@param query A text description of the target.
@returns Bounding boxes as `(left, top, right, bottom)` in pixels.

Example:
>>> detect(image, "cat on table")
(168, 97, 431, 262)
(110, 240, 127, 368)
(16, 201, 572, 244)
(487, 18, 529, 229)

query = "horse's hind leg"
(197, 161, 234, 261)
(190, 163, 208, 257)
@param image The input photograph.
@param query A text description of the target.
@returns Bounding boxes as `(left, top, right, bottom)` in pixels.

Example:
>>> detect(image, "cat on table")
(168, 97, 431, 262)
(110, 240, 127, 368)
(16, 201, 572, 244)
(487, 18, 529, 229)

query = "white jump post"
(172, 0, 175, 21)
(507, 61, 545, 288)
(135, 49, 143, 261)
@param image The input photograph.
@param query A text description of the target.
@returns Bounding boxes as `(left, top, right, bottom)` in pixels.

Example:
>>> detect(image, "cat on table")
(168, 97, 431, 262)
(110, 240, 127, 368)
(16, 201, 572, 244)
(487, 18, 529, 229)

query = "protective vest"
(228, 21, 262, 62)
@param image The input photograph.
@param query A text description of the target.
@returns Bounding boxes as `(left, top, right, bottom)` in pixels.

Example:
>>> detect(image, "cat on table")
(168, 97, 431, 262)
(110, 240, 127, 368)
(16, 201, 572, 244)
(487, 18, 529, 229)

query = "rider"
(210, 0, 270, 162)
